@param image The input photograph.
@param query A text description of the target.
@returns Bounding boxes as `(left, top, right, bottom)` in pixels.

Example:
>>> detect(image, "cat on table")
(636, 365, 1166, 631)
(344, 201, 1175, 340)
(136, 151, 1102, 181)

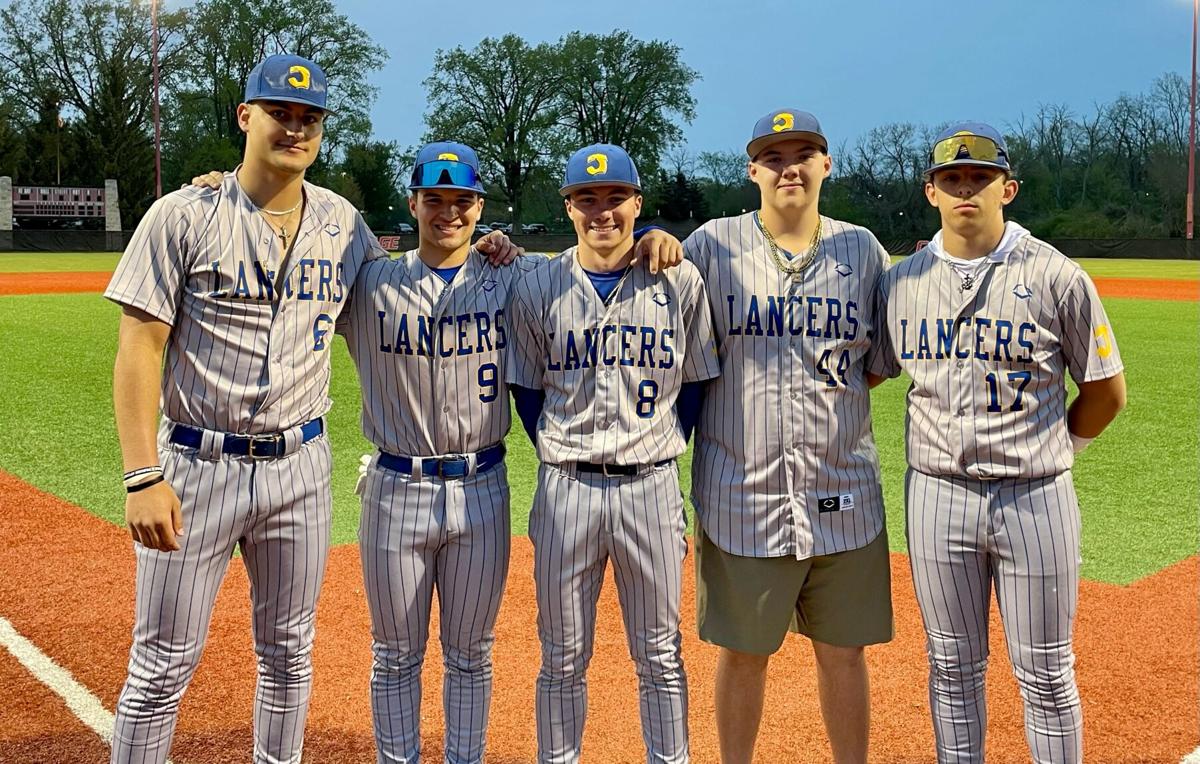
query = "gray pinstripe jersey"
(506, 248, 720, 464)
(339, 249, 547, 455)
(869, 226, 1124, 479)
(685, 213, 889, 560)
(104, 173, 382, 434)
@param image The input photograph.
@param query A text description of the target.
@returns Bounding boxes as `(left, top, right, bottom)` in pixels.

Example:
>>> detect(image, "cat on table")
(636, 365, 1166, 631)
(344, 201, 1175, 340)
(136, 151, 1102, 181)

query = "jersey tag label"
(818, 494, 855, 512)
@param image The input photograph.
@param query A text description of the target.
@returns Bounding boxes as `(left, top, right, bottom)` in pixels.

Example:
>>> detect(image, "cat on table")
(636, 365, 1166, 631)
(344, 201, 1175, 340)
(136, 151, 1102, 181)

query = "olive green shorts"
(695, 525, 894, 655)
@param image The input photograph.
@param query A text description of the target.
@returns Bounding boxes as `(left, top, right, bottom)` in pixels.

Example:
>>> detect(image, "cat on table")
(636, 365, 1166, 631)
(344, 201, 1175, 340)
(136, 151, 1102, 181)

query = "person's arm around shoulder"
(114, 307, 183, 551)
(632, 227, 683, 273)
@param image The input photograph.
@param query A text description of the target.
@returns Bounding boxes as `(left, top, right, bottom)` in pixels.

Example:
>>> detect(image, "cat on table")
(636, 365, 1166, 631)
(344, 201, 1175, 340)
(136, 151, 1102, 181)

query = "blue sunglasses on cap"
(410, 160, 481, 191)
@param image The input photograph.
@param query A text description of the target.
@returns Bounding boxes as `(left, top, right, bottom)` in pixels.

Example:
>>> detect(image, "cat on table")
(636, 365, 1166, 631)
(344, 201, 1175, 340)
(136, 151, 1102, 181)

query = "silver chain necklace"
(757, 213, 822, 282)
(256, 199, 303, 247)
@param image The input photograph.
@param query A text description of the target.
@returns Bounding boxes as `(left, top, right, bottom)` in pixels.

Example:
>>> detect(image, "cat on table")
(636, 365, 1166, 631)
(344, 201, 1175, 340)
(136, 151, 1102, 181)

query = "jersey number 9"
(478, 363, 499, 402)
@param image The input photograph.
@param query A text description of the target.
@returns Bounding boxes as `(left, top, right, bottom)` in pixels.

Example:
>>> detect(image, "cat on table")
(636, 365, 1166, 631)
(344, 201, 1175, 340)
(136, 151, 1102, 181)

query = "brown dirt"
(1092, 277, 1198, 302)
(0, 272, 111, 296)
(0, 469, 1196, 763)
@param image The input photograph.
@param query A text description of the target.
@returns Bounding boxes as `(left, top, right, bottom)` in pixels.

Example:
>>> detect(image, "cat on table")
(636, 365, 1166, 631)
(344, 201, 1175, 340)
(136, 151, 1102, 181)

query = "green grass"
(0, 291, 1194, 584)
(0, 253, 121, 272)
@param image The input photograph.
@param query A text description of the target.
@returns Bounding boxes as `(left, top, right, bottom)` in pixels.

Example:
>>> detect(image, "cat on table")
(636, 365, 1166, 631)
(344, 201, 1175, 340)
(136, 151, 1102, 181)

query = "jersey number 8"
(636, 379, 659, 418)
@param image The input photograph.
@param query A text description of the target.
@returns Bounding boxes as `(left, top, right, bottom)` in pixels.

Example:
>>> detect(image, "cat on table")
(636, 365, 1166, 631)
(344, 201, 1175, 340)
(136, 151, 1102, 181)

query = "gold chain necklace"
(758, 213, 822, 281)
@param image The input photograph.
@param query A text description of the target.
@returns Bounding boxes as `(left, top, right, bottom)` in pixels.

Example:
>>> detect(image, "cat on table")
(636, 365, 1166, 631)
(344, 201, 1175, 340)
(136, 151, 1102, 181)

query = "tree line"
(0, 0, 1194, 240)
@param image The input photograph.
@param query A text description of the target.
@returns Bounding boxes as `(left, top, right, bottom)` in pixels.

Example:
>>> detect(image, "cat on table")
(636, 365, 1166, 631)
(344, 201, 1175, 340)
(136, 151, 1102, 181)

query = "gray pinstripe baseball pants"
(530, 461, 689, 764)
(111, 437, 332, 764)
(358, 461, 511, 764)
(906, 468, 1082, 764)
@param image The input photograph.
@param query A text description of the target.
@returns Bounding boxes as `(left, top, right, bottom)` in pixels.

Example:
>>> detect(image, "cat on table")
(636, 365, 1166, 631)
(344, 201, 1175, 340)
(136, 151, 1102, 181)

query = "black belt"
(570, 459, 673, 477)
(377, 443, 506, 479)
(169, 418, 325, 459)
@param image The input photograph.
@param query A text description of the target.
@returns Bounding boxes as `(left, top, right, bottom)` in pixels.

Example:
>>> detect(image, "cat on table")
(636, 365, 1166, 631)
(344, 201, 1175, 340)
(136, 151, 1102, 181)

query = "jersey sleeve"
(682, 226, 707, 269)
(1058, 270, 1124, 382)
(681, 269, 721, 383)
(504, 279, 546, 390)
(103, 194, 194, 325)
(865, 273, 901, 379)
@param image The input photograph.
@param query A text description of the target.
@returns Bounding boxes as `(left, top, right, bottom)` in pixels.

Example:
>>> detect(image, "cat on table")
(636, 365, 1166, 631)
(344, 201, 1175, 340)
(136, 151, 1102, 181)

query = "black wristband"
(126, 475, 165, 494)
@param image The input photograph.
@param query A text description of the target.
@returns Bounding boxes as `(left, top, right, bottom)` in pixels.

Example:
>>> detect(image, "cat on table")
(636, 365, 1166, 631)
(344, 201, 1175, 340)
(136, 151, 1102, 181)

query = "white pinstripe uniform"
(506, 249, 720, 764)
(339, 248, 546, 763)
(869, 222, 1124, 763)
(684, 213, 890, 561)
(104, 173, 381, 764)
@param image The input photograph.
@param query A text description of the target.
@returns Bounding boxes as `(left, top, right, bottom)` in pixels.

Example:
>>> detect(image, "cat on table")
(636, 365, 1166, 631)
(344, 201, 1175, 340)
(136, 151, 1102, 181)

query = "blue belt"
(169, 418, 325, 459)
(377, 443, 506, 479)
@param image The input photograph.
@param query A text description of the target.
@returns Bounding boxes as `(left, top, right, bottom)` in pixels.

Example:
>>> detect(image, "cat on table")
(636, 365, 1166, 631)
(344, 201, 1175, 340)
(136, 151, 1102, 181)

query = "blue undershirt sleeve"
(510, 385, 545, 444)
(675, 381, 706, 442)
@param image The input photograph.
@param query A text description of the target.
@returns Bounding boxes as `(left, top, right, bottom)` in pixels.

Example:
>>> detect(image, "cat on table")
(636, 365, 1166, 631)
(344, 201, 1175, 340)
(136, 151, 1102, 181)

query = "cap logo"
(287, 65, 311, 90)
(586, 153, 608, 176)
(773, 112, 794, 132)
(437, 152, 459, 161)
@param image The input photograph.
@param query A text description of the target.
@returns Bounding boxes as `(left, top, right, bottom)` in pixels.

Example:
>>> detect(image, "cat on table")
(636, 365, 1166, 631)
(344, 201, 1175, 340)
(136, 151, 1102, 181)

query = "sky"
(177, 0, 1196, 156)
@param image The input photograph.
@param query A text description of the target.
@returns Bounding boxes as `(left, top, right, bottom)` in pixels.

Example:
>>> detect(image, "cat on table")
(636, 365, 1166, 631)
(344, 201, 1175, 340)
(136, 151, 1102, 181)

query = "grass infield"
(0, 286, 1194, 584)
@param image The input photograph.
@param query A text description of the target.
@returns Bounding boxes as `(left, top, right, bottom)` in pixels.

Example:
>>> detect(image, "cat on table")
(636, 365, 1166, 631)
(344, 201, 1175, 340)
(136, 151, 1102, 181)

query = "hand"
(125, 480, 184, 552)
(633, 229, 683, 274)
(185, 170, 224, 190)
(476, 230, 524, 266)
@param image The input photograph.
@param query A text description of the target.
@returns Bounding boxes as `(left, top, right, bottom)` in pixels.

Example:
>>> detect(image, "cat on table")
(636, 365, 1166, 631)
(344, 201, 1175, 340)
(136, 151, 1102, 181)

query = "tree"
(0, 0, 188, 218)
(165, 0, 387, 187)
(646, 169, 708, 223)
(422, 35, 562, 228)
(555, 31, 699, 177)
(329, 141, 406, 230)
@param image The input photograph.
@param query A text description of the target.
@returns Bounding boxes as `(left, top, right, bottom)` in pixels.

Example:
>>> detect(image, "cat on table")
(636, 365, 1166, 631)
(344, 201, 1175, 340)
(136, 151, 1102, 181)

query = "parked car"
(395, 223, 414, 234)
(521, 223, 548, 234)
(474, 224, 493, 236)
(488, 221, 512, 233)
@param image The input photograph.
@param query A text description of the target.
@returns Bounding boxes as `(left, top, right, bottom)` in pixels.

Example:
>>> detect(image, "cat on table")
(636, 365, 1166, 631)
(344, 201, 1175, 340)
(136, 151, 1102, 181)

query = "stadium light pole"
(1187, 0, 1197, 239)
(151, 0, 162, 199)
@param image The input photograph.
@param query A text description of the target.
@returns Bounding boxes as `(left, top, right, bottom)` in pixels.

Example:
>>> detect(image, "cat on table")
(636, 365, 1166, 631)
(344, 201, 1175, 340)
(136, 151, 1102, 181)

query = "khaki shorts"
(695, 525, 894, 655)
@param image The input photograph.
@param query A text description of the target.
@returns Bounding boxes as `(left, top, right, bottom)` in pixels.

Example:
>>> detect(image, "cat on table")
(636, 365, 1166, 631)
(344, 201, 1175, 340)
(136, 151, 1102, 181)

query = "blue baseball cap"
(244, 54, 331, 112)
(560, 144, 641, 196)
(747, 109, 828, 158)
(409, 141, 487, 195)
(925, 122, 1011, 176)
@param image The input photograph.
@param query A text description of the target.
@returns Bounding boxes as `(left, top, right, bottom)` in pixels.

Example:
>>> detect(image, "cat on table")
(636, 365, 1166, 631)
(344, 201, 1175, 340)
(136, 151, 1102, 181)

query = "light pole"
(151, 0, 162, 199)
(1187, 0, 1197, 239)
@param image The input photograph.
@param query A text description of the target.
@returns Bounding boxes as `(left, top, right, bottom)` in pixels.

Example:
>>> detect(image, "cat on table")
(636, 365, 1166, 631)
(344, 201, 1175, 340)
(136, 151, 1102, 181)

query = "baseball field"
(0, 253, 1196, 762)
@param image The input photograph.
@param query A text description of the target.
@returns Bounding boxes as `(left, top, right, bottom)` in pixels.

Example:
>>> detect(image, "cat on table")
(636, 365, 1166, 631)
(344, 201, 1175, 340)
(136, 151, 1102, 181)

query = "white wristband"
(1070, 433, 1093, 454)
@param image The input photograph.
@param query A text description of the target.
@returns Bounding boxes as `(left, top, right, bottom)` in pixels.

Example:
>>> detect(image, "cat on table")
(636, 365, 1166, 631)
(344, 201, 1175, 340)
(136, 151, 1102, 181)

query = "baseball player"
(338, 140, 545, 764)
(683, 110, 894, 764)
(868, 122, 1126, 763)
(506, 143, 720, 764)
(105, 54, 374, 764)
(106, 57, 521, 764)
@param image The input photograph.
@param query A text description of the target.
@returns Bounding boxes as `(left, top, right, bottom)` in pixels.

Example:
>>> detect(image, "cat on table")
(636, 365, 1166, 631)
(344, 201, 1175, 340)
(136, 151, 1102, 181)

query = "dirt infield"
(0, 271, 1198, 301)
(0, 272, 111, 296)
(0, 469, 1196, 763)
